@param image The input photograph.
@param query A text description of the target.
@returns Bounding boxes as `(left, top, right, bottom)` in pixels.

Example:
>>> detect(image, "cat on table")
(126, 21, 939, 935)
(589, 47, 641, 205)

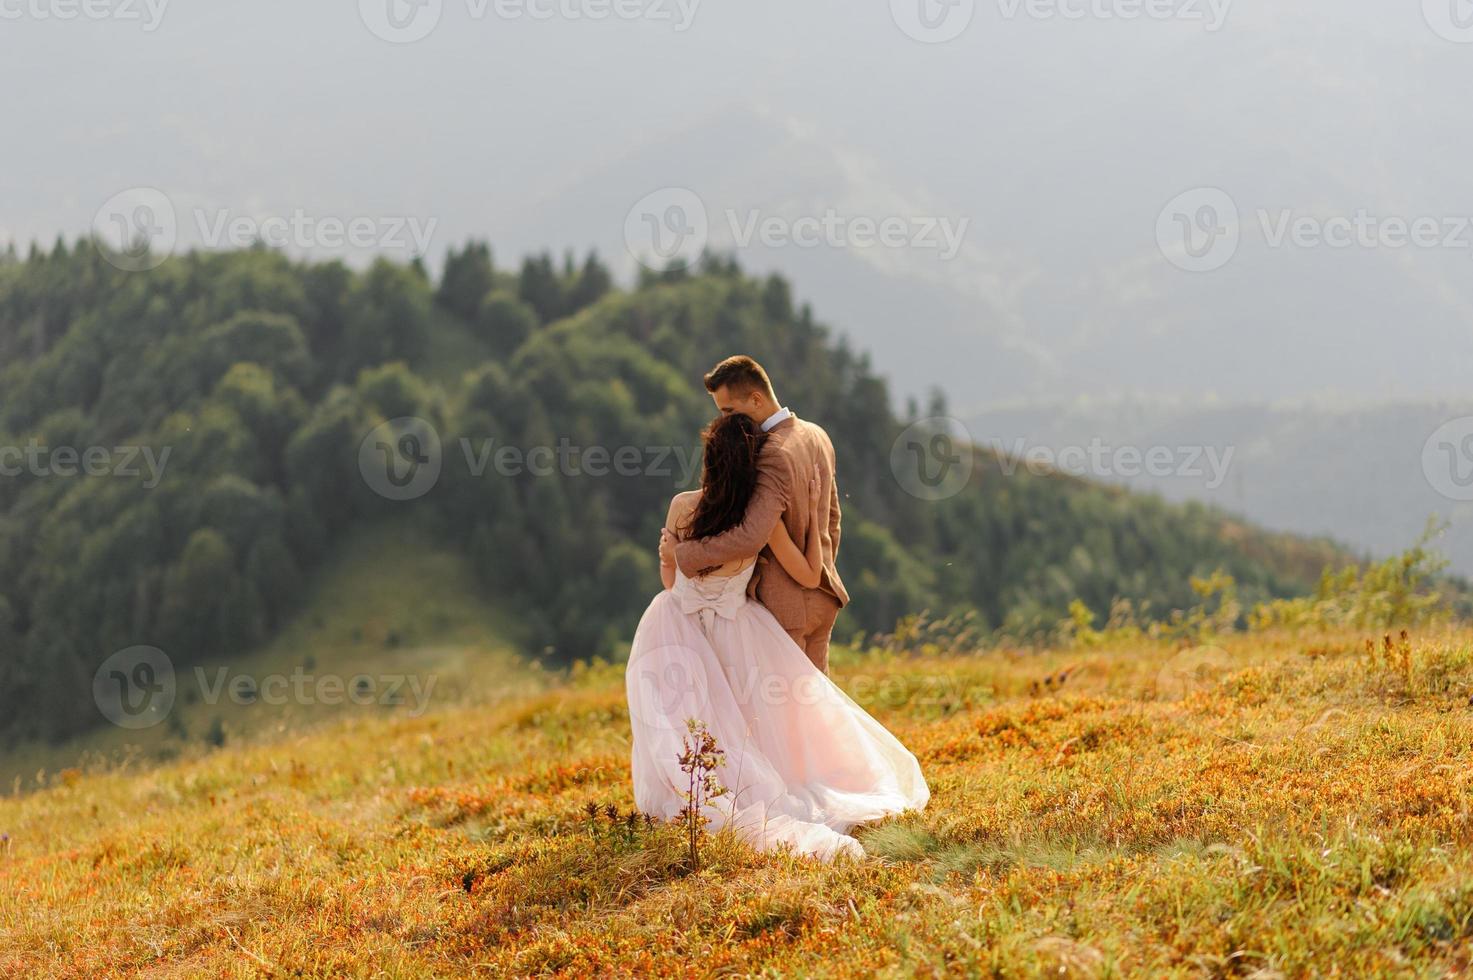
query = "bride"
(626, 413, 929, 860)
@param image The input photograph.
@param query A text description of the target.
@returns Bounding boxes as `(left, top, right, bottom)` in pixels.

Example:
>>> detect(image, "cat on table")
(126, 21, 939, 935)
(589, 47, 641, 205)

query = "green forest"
(0, 240, 1342, 744)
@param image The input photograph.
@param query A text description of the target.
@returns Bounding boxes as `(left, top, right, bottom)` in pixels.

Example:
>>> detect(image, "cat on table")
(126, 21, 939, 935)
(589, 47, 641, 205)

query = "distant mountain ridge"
(968, 398, 1473, 577)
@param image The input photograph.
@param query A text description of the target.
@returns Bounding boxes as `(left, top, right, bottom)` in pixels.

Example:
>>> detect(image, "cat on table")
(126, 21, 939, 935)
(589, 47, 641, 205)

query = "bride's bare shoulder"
(665, 489, 701, 528)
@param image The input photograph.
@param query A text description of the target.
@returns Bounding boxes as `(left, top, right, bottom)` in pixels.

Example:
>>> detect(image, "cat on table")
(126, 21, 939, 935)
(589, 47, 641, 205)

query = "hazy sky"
(4, 0, 1471, 408)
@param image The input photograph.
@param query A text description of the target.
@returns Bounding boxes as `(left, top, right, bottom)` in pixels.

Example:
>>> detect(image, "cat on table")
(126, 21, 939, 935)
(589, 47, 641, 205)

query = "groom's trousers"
(785, 589, 843, 674)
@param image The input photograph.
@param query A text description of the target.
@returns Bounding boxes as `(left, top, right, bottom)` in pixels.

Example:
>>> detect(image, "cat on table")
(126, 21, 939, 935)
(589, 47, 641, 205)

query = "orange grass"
(3, 626, 1473, 977)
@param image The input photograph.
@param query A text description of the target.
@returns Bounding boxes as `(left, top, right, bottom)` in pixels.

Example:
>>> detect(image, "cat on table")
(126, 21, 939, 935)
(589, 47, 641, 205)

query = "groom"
(660, 355, 849, 673)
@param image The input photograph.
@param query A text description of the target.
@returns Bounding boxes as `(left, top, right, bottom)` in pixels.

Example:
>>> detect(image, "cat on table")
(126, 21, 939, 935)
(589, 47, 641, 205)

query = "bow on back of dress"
(672, 563, 755, 637)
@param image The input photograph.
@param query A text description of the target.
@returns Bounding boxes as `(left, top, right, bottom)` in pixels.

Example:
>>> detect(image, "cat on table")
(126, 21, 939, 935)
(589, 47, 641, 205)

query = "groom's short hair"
(704, 356, 774, 398)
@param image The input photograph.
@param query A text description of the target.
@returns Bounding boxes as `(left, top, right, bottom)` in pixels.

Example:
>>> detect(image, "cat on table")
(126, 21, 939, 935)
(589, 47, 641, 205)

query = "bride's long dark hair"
(679, 413, 766, 541)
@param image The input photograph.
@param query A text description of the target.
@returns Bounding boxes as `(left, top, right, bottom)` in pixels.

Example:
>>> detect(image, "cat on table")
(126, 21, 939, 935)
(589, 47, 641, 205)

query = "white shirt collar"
(760, 407, 792, 432)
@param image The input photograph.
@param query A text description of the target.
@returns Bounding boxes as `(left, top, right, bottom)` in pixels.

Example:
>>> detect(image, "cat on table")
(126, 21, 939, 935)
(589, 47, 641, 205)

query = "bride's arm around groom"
(669, 356, 850, 672)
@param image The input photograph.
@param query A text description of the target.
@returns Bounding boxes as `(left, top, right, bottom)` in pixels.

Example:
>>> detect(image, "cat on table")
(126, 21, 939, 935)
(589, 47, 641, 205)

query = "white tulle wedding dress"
(626, 563, 929, 860)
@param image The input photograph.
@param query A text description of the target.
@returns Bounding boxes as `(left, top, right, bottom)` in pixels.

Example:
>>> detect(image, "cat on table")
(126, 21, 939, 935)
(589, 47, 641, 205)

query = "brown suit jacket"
(674, 413, 849, 632)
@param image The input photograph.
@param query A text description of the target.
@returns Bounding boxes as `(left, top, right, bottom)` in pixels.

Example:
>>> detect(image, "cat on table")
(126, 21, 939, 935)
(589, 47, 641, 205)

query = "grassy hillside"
(4, 622, 1472, 977)
(0, 519, 535, 789)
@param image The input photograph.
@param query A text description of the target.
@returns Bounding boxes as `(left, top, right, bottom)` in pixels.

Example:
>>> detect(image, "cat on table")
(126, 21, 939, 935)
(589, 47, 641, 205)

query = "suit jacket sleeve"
(820, 428, 841, 557)
(674, 448, 792, 574)
(827, 467, 842, 558)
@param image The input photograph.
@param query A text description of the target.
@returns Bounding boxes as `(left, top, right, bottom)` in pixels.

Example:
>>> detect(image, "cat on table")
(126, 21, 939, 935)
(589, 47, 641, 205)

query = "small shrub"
(677, 719, 727, 870)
